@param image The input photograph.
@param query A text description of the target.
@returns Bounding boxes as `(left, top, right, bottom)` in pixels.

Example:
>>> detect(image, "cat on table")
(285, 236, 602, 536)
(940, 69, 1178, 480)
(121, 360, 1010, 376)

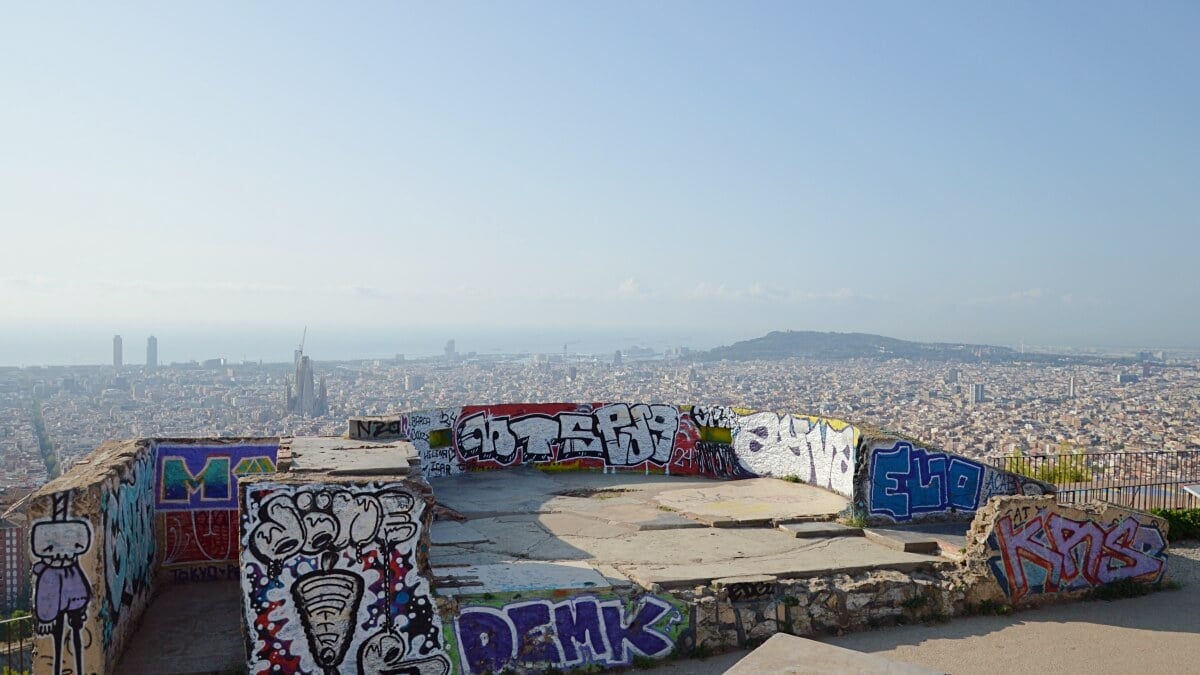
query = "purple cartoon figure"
(31, 493, 91, 675)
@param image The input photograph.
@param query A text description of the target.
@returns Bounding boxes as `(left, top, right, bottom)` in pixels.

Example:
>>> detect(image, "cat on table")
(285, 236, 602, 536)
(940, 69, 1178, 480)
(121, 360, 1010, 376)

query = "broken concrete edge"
(726, 632, 944, 675)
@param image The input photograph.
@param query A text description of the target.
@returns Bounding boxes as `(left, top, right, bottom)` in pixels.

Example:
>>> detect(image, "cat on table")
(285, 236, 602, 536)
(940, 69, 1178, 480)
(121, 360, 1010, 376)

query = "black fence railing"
(0, 614, 32, 675)
(991, 450, 1200, 512)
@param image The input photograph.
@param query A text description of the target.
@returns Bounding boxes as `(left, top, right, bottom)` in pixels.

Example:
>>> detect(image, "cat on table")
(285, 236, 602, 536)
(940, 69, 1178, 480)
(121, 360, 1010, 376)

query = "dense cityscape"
(1, 335, 1197, 497)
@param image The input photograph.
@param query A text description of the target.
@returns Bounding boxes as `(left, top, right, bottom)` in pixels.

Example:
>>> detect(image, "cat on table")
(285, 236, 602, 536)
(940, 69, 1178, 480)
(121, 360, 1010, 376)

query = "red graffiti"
(161, 510, 239, 566)
(993, 510, 1167, 602)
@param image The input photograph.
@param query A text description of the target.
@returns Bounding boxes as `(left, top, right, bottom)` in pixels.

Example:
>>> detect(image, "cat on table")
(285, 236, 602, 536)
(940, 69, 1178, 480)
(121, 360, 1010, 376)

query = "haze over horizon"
(3, 2, 1198, 364)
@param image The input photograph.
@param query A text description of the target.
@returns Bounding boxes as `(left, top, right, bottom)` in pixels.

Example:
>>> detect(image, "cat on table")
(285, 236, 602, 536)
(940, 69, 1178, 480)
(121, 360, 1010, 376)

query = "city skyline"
(1, 324, 1196, 369)
(2, 3, 1199, 351)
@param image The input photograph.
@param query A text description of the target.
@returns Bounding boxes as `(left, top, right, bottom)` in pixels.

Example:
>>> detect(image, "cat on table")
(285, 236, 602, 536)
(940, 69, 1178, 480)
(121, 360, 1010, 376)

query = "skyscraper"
(1069, 375, 1077, 399)
(286, 348, 327, 417)
(113, 335, 123, 370)
(444, 339, 457, 360)
(146, 335, 158, 369)
(972, 383, 985, 404)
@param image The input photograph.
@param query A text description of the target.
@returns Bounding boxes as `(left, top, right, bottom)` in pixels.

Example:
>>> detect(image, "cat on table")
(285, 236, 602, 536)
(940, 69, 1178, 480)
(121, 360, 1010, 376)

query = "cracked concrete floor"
(428, 471, 946, 590)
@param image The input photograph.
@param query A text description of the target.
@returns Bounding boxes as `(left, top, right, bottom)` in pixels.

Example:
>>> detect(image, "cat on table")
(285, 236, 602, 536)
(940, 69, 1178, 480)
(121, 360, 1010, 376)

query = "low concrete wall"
(961, 495, 1170, 605)
(350, 406, 1053, 516)
(238, 474, 450, 675)
(351, 404, 861, 497)
(857, 437, 1053, 524)
(440, 589, 691, 674)
(29, 439, 156, 675)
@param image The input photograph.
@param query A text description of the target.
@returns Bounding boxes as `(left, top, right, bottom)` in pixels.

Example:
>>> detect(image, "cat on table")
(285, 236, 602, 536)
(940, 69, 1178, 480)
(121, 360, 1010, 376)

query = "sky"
(2, 2, 1198, 365)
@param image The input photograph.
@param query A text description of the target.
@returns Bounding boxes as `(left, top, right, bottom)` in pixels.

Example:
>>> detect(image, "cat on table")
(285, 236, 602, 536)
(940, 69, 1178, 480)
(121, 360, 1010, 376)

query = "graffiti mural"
(156, 443, 278, 509)
(730, 412, 857, 496)
(31, 492, 93, 675)
(450, 594, 688, 674)
(240, 481, 450, 675)
(455, 403, 680, 469)
(988, 507, 1168, 602)
(156, 443, 277, 580)
(400, 404, 860, 490)
(162, 510, 239, 566)
(101, 447, 155, 648)
(866, 441, 1049, 522)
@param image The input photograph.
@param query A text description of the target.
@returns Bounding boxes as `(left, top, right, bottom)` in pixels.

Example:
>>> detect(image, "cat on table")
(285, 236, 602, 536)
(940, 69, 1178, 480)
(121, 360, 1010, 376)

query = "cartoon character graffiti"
(244, 484, 451, 675)
(31, 493, 92, 675)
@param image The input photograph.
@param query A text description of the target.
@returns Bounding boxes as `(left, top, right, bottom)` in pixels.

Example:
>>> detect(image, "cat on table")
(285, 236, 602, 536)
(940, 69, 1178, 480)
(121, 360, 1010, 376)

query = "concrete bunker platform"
(427, 470, 948, 593)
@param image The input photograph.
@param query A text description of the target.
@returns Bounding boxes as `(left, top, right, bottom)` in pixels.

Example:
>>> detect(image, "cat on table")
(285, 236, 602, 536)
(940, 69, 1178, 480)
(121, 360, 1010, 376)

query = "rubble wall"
(856, 437, 1054, 523)
(238, 475, 450, 675)
(350, 404, 860, 497)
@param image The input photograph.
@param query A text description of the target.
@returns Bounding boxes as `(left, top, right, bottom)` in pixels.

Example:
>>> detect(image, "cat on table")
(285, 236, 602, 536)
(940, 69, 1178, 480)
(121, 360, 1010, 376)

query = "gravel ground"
(644, 542, 1200, 675)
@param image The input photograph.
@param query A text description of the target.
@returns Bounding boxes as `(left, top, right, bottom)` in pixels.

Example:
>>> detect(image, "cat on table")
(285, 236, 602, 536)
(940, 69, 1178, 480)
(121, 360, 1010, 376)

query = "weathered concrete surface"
(428, 470, 942, 592)
(434, 561, 611, 596)
(652, 478, 849, 525)
(781, 521, 864, 538)
(726, 633, 942, 675)
(115, 581, 244, 675)
(284, 436, 416, 473)
(863, 528, 941, 554)
(620, 537, 947, 589)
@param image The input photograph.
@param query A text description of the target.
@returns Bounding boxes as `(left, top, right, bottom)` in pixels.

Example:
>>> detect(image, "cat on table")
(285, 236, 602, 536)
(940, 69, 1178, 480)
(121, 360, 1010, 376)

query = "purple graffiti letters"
(991, 509, 1167, 602)
(454, 595, 681, 674)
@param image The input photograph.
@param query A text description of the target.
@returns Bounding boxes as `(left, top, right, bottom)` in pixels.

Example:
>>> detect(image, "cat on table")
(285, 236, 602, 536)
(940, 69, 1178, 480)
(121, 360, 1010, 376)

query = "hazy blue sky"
(2, 2, 1198, 364)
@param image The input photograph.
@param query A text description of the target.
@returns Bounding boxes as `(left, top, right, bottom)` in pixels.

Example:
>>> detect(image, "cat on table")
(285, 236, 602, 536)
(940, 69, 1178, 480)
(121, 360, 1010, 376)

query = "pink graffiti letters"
(991, 509, 1167, 602)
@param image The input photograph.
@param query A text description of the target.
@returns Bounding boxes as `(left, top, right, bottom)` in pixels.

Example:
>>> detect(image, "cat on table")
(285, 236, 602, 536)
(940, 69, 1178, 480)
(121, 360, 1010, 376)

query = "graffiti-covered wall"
(154, 440, 278, 583)
(350, 404, 861, 497)
(239, 477, 450, 675)
(29, 440, 158, 675)
(968, 496, 1169, 603)
(446, 592, 690, 674)
(859, 439, 1052, 523)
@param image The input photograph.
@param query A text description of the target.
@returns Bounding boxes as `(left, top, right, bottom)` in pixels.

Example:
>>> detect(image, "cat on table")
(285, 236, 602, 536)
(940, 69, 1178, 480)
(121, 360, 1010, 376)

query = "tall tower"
(1068, 375, 1077, 399)
(444, 339, 456, 360)
(146, 335, 158, 369)
(113, 335, 123, 370)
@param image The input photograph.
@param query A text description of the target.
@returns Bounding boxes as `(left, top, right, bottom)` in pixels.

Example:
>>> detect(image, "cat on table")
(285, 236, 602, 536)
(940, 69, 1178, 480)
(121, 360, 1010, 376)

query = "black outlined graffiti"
(455, 404, 679, 468)
(32, 492, 92, 675)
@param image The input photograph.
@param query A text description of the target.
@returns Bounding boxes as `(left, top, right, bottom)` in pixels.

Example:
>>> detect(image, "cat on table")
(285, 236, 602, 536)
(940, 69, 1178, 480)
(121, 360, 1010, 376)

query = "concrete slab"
(864, 528, 941, 555)
(619, 536, 948, 589)
(430, 520, 490, 546)
(781, 521, 864, 538)
(652, 478, 848, 526)
(286, 436, 416, 474)
(434, 561, 611, 597)
(116, 581, 244, 675)
(429, 469, 565, 516)
(726, 633, 943, 675)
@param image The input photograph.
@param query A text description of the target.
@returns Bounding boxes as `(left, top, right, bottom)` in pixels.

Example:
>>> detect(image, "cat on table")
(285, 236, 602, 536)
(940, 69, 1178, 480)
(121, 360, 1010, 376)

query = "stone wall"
(29, 439, 157, 675)
(856, 437, 1053, 524)
(960, 495, 1170, 606)
(238, 475, 450, 675)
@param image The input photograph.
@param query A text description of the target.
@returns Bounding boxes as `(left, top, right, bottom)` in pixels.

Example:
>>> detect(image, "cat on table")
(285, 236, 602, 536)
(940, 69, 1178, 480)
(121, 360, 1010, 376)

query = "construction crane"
(298, 326, 307, 355)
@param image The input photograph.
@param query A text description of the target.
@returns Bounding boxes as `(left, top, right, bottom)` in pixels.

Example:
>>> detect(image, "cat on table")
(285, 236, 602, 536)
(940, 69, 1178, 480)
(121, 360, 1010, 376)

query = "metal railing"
(991, 450, 1200, 512)
(0, 614, 31, 675)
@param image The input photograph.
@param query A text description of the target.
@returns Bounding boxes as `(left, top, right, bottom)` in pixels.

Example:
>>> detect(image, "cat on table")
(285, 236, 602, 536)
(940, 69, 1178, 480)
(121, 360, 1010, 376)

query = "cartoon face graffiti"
(31, 518, 93, 675)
